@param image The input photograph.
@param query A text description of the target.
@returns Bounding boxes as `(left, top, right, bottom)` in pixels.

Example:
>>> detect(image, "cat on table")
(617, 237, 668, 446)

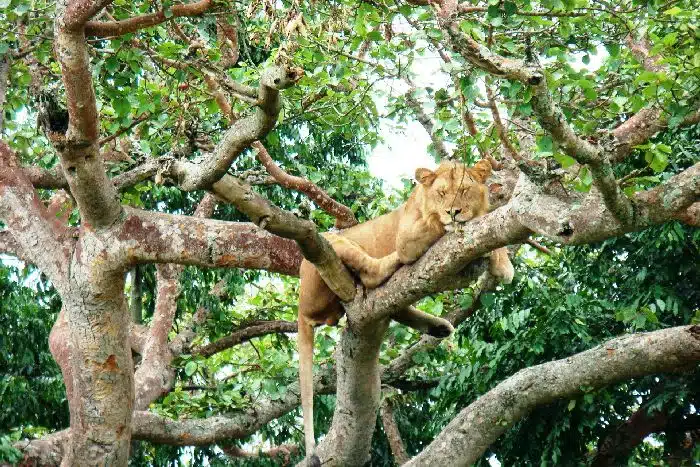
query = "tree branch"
(193, 320, 298, 358)
(55, 1, 123, 228)
(222, 444, 299, 462)
(134, 263, 182, 410)
(0, 141, 72, 282)
(592, 403, 700, 467)
(84, 0, 214, 37)
(608, 34, 698, 161)
(131, 364, 337, 445)
(383, 272, 497, 382)
(381, 391, 410, 466)
(441, 20, 636, 225)
(174, 65, 303, 191)
(202, 173, 356, 301)
(252, 141, 358, 229)
(111, 207, 303, 276)
(406, 325, 700, 466)
(146, 29, 356, 301)
(0, 56, 9, 134)
(485, 81, 521, 160)
(132, 195, 216, 409)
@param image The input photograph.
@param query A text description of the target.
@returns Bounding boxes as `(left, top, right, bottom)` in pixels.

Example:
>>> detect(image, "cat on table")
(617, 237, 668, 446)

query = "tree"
(0, 0, 698, 465)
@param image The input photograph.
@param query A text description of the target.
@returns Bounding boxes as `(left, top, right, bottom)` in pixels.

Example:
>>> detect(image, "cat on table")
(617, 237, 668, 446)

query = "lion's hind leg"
(324, 234, 401, 289)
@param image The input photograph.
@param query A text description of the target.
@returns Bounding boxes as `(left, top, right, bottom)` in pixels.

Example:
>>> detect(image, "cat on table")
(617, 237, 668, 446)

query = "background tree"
(0, 0, 698, 465)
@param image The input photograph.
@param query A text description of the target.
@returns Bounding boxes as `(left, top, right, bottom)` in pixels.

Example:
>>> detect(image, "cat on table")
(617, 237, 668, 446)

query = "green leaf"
(567, 399, 576, 411)
(184, 361, 197, 377)
(663, 6, 682, 16)
(553, 153, 576, 168)
(481, 293, 495, 307)
(537, 135, 553, 153)
(366, 30, 383, 41)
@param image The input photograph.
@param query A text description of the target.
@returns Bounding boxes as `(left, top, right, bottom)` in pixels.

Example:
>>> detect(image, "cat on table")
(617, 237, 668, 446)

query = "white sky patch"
(367, 47, 451, 188)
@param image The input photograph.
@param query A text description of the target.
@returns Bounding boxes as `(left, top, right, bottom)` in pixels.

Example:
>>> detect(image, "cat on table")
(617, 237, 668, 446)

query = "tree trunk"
(61, 259, 133, 466)
(315, 318, 389, 466)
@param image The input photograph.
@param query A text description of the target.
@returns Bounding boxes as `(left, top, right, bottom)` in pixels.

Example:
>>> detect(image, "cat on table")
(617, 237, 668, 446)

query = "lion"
(297, 159, 514, 464)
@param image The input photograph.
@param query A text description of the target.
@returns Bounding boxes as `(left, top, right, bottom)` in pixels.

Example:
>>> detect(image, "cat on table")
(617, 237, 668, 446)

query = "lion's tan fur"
(297, 159, 514, 460)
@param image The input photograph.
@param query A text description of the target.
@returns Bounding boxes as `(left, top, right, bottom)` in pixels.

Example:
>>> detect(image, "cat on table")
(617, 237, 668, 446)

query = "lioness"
(297, 159, 514, 463)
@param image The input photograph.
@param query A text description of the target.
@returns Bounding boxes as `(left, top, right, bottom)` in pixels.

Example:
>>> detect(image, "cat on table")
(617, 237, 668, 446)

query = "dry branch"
(193, 320, 298, 357)
(381, 392, 410, 465)
(85, 0, 214, 37)
(253, 141, 358, 228)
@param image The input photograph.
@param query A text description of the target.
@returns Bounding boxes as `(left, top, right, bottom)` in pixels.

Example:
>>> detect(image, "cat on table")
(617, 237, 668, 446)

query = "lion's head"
(413, 159, 492, 230)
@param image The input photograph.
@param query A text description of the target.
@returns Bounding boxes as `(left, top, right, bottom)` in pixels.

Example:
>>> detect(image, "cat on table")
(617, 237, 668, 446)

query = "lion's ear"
(415, 168, 436, 186)
(470, 159, 492, 183)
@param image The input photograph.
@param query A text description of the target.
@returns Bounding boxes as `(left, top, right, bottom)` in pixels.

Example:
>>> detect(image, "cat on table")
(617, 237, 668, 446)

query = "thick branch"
(353, 163, 699, 332)
(193, 320, 298, 357)
(0, 142, 72, 283)
(85, 0, 213, 37)
(406, 326, 700, 466)
(55, 4, 122, 228)
(253, 141, 358, 228)
(23, 166, 70, 190)
(611, 107, 700, 162)
(134, 264, 182, 410)
(112, 207, 303, 276)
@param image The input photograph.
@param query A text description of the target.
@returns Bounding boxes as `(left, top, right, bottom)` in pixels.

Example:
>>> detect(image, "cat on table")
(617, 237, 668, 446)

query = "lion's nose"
(447, 208, 462, 219)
